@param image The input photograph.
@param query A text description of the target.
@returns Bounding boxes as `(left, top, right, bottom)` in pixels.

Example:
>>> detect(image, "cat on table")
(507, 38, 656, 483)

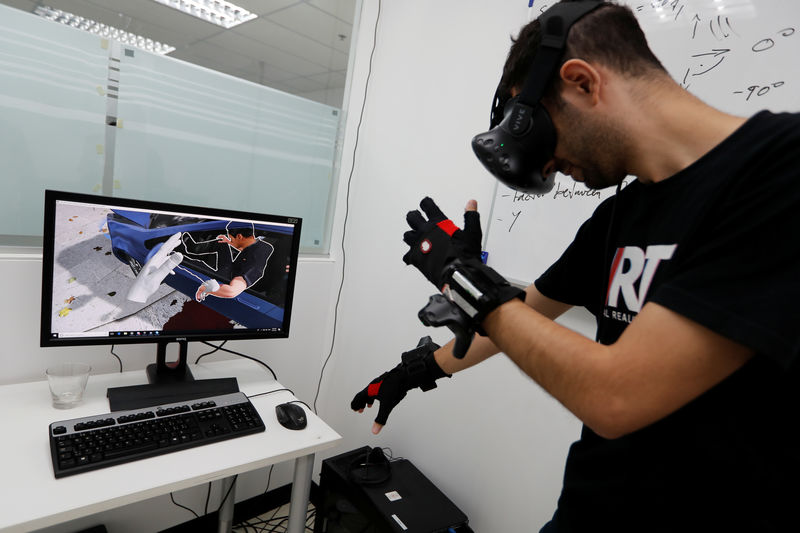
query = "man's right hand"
(402, 197, 482, 290)
(350, 370, 409, 435)
(350, 336, 448, 434)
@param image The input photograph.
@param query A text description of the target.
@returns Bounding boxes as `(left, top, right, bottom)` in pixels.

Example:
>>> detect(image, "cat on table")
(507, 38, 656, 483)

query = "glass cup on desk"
(46, 362, 91, 408)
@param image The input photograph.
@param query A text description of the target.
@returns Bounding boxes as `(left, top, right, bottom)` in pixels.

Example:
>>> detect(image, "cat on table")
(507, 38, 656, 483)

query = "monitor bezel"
(40, 189, 302, 348)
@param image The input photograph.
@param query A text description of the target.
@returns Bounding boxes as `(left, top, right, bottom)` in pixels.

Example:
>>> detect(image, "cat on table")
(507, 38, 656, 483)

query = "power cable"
(313, 0, 383, 414)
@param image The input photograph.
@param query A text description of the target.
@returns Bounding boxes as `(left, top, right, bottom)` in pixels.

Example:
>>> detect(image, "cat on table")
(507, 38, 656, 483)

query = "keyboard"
(49, 392, 265, 478)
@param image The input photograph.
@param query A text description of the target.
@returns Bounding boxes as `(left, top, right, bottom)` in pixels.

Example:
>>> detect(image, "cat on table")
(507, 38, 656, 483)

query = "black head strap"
(517, 1, 602, 105)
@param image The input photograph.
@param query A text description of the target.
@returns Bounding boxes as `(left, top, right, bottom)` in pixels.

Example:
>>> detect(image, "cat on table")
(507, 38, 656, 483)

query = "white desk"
(0, 359, 341, 533)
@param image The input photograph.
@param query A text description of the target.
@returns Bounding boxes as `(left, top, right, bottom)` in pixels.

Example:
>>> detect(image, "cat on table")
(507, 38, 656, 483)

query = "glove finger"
(462, 210, 483, 256)
(402, 229, 419, 246)
(350, 388, 369, 411)
(463, 210, 482, 243)
(463, 209, 481, 234)
(416, 335, 434, 348)
(406, 209, 427, 230)
(374, 391, 406, 425)
(350, 387, 375, 411)
(419, 197, 446, 223)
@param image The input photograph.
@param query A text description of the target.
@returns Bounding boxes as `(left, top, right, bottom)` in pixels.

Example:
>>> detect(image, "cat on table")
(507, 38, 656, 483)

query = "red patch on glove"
(436, 219, 458, 236)
(367, 380, 383, 397)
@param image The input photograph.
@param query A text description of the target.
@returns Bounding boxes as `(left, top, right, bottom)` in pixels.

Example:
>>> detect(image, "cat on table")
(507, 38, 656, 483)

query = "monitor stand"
(107, 340, 239, 411)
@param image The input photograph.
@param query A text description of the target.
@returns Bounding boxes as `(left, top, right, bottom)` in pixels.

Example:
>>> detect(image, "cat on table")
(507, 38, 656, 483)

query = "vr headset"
(471, 1, 602, 194)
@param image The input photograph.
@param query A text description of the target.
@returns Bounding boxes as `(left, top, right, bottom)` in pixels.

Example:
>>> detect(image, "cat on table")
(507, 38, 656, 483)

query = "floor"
(233, 502, 316, 533)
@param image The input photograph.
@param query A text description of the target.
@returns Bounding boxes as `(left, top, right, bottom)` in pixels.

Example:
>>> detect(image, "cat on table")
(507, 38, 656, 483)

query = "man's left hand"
(402, 197, 482, 289)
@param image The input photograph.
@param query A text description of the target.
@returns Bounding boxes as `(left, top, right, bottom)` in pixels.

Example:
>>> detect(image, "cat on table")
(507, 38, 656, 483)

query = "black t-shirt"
(535, 111, 800, 532)
(231, 239, 273, 288)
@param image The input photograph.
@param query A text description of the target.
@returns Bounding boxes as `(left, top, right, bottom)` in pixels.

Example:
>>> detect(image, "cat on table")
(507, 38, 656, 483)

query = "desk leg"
(218, 475, 237, 533)
(287, 453, 315, 533)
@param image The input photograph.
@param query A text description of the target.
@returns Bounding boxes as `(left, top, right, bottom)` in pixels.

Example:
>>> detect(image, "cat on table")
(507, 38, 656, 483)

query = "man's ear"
(559, 59, 602, 106)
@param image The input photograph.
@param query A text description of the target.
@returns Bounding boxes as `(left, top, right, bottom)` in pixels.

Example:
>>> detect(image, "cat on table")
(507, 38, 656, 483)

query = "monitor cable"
(264, 464, 274, 494)
(204, 481, 213, 516)
(246, 388, 311, 411)
(109, 345, 123, 372)
(194, 340, 227, 364)
(248, 387, 294, 399)
(169, 491, 200, 520)
(199, 341, 277, 380)
(313, 0, 382, 414)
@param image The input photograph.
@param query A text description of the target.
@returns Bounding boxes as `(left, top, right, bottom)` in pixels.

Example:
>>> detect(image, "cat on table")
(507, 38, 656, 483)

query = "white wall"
(317, 1, 583, 531)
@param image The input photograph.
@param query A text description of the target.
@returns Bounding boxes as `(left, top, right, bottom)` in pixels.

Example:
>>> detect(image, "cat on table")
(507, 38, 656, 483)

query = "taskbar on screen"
(51, 328, 283, 340)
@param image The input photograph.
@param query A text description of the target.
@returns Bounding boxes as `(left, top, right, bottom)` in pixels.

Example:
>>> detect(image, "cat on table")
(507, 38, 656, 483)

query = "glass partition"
(113, 47, 340, 251)
(0, 4, 108, 245)
(0, 4, 342, 253)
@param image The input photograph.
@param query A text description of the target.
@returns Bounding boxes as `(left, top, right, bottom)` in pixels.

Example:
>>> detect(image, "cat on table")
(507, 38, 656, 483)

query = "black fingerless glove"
(350, 336, 449, 426)
(402, 197, 482, 289)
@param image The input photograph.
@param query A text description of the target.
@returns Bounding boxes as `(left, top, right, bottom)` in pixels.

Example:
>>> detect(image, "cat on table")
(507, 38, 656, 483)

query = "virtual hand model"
(126, 232, 184, 303)
(196, 278, 220, 302)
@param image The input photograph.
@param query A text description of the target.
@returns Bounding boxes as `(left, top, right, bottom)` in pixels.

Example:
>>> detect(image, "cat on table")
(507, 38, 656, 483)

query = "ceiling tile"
(234, 17, 346, 70)
(278, 75, 326, 93)
(267, 1, 351, 51)
(0, 0, 351, 104)
(1, 0, 36, 12)
(170, 39, 254, 71)
(308, 0, 356, 23)
(233, 0, 301, 17)
(306, 70, 346, 89)
(206, 30, 328, 77)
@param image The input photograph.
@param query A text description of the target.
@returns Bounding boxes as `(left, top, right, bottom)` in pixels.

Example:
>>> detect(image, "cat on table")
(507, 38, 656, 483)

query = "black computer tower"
(314, 446, 472, 533)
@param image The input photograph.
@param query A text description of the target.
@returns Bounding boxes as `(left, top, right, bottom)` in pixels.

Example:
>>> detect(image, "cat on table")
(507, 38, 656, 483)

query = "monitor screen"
(41, 190, 302, 347)
(40, 190, 302, 409)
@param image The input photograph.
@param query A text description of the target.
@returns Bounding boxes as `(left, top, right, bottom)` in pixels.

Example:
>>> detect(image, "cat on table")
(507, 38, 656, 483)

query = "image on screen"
(44, 194, 300, 343)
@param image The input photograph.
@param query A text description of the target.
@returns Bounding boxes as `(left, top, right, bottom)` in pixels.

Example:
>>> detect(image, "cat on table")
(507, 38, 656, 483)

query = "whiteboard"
(485, 0, 800, 286)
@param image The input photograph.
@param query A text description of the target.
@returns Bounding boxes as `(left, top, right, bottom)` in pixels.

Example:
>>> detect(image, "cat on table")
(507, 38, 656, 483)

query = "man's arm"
(483, 299, 754, 439)
(196, 276, 247, 300)
(363, 284, 572, 435)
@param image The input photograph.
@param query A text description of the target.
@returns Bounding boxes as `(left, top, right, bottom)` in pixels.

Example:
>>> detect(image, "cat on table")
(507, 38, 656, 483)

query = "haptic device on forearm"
(418, 258, 524, 358)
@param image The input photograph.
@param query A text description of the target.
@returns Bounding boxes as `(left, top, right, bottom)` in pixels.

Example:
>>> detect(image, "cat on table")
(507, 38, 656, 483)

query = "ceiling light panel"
(34, 5, 176, 55)
(151, 0, 257, 29)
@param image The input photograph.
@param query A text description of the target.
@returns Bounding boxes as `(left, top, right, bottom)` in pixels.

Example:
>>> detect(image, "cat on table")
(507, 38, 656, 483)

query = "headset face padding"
(471, 100, 557, 194)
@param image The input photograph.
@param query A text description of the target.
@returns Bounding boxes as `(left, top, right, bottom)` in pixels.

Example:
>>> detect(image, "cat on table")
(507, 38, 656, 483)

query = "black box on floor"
(314, 446, 472, 533)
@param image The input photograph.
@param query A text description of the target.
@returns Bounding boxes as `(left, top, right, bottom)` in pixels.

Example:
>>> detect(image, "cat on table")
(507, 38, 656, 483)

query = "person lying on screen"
(195, 226, 274, 301)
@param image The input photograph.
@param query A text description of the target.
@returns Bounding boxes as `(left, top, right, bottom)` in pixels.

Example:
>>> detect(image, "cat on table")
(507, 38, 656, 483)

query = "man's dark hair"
(233, 223, 255, 238)
(499, 1, 667, 103)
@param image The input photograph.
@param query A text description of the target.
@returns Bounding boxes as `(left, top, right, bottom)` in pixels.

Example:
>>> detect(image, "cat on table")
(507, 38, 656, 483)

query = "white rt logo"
(606, 244, 677, 313)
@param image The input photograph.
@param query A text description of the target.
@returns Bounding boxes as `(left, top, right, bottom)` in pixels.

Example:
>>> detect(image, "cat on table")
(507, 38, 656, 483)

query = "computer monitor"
(40, 190, 302, 409)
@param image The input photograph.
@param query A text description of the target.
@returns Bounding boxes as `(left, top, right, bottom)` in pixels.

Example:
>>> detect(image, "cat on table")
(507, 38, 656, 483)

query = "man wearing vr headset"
(352, 1, 800, 531)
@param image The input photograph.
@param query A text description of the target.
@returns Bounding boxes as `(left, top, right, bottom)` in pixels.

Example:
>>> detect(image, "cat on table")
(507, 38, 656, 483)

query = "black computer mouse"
(275, 402, 307, 430)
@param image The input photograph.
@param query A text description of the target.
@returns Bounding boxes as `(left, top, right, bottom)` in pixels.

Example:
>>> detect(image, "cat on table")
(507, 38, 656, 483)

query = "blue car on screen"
(106, 209, 294, 330)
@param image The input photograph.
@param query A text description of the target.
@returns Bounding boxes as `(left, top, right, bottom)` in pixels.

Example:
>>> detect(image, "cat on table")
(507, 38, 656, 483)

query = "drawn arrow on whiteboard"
(691, 48, 731, 58)
(688, 48, 730, 77)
